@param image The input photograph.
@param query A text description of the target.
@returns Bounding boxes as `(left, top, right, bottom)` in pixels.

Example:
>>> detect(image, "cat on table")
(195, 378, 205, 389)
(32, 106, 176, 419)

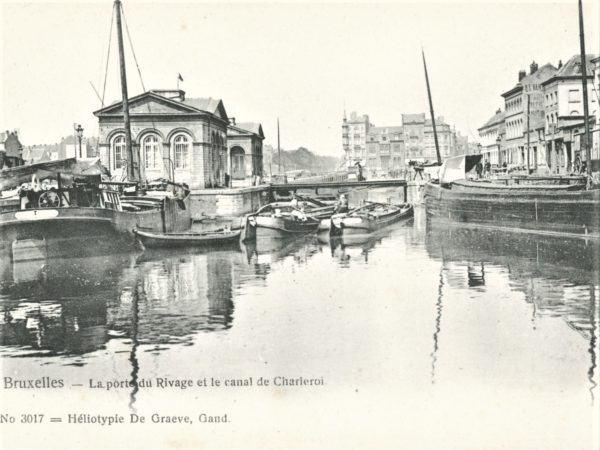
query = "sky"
(1, 0, 599, 156)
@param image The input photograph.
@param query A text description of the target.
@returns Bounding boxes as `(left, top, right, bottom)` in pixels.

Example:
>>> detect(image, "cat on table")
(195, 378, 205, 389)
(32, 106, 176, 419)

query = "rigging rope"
(119, 2, 171, 182)
(95, 4, 116, 164)
(101, 4, 115, 107)
(120, 3, 146, 93)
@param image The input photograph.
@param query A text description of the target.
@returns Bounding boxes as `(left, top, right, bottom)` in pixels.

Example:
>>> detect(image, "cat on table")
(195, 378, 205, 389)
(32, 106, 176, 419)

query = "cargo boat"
(0, 158, 191, 250)
(329, 202, 414, 236)
(423, 155, 599, 238)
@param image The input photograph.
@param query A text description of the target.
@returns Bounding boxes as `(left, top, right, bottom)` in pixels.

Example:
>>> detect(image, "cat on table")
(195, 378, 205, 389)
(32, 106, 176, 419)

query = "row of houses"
(478, 55, 600, 173)
(342, 111, 476, 173)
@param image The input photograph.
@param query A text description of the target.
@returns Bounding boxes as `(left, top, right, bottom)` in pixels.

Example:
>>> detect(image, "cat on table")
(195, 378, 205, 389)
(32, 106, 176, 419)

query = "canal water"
(0, 207, 598, 449)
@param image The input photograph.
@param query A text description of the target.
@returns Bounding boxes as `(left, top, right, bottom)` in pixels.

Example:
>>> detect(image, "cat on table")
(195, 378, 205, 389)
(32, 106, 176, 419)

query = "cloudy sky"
(1, 0, 598, 156)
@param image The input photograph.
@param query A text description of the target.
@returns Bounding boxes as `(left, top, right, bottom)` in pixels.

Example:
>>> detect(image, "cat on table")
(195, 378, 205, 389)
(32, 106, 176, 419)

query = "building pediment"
(94, 92, 210, 117)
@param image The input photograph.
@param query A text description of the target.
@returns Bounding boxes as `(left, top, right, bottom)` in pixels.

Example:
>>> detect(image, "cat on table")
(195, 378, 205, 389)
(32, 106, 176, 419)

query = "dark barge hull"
(423, 181, 600, 238)
(0, 198, 191, 252)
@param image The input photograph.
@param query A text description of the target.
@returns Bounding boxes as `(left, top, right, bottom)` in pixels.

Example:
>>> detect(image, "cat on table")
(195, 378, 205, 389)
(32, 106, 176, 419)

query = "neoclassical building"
(94, 89, 262, 189)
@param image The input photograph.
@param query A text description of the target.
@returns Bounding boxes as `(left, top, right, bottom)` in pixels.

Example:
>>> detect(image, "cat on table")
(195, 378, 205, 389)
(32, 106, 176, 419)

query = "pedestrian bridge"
(269, 178, 409, 202)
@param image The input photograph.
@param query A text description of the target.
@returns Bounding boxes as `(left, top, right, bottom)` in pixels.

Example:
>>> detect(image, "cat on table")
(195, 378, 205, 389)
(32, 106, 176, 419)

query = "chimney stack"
(518, 70, 526, 81)
(558, 59, 563, 69)
(530, 61, 538, 74)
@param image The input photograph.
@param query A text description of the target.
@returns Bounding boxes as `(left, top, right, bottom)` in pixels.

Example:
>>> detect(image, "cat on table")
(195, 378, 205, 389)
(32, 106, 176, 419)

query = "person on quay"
(334, 194, 349, 214)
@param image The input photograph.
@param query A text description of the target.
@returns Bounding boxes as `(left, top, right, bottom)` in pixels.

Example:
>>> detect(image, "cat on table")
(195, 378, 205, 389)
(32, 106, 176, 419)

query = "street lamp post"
(75, 124, 84, 158)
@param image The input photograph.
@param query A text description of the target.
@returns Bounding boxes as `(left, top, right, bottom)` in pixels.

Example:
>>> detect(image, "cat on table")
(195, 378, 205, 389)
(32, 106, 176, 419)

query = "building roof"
(478, 109, 505, 131)
(94, 91, 229, 122)
(235, 122, 263, 136)
(22, 146, 50, 163)
(227, 122, 265, 139)
(502, 62, 557, 97)
(402, 113, 426, 124)
(424, 118, 449, 128)
(368, 126, 404, 135)
(522, 63, 557, 84)
(556, 54, 596, 77)
(542, 54, 597, 85)
(183, 97, 223, 115)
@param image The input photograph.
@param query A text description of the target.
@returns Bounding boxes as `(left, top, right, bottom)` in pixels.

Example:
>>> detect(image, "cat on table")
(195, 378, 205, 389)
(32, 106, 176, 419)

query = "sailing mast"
(578, 0, 592, 177)
(422, 49, 442, 165)
(277, 118, 281, 175)
(114, 0, 138, 182)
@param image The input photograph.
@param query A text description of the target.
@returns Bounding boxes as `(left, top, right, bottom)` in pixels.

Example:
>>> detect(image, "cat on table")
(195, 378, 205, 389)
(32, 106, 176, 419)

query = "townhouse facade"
(479, 55, 598, 174)
(343, 111, 460, 173)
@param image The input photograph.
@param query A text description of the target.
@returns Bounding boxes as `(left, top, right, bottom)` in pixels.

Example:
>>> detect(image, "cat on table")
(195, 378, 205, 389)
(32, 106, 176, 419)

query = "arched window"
(173, 133, 190, 169)
(231, 147, 245, 179)
(113, 135, 126, 169)
(143, 134, 160, 169)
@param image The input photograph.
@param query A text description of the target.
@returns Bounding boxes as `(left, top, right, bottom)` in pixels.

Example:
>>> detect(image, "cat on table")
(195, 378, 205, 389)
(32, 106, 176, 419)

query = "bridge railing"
(288, 172, 349, 184)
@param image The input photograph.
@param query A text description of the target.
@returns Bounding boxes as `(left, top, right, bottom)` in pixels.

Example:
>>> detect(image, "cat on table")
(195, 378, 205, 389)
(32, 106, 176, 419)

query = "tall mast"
(115, 0, 137, 182)
(578, 0, 592, 177)
(422, 49, 442, 165)
(277, 118, 281, 175)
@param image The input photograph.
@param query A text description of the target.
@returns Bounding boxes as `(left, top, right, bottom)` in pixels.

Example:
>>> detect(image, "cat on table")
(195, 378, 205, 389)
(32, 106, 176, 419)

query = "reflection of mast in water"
(128, 284, 140, 413)
(588, 284, 598, 403)
(430, 261, 445, 384)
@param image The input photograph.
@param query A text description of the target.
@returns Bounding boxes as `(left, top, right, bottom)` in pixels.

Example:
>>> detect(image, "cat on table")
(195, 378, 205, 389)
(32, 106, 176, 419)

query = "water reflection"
(0, 234, 326, 359)
(0, 210, 598, 410)
(320, 218, 415, 267)
(243, 234, 322, 272)
(430, 264, 445, 385)
(1, 244, 248, 357)
(0, 252, 131, 356)
(425, 223, 599, 398)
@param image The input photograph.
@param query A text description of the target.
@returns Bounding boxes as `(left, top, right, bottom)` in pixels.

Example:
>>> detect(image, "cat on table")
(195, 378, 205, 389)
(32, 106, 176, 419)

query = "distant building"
(342, 111, 460, 173)
(478, 108, 506, 164)
(0, 130, 24, 169)
(65, 137, 92, 159)
(94, 89, 263, 189)
(402, 113, 456, 163)
(22, 145, 51, 164)
(454, 131, 480, 157)
(342, 111, 371, 168)
(366, 126, 404, 174)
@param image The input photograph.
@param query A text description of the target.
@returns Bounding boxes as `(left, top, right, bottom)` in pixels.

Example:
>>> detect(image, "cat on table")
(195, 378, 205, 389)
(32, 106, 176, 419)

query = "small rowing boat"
(134, 228, 241, 248)
(329, 202, 413, 236)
